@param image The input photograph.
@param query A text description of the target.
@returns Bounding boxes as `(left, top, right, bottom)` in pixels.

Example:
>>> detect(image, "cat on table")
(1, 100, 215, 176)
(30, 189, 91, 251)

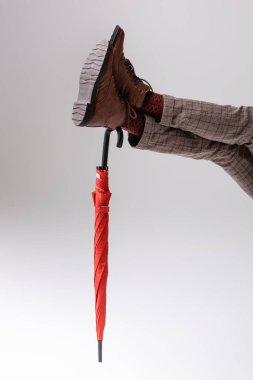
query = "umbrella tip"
(98, 340, 103, 362)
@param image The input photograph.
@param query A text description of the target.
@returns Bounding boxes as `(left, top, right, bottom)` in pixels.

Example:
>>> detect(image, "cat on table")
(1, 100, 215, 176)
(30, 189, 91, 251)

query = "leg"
(159, 94, 253, 154)
(128, 115, 253, 199)
(71, 24, 253, 199)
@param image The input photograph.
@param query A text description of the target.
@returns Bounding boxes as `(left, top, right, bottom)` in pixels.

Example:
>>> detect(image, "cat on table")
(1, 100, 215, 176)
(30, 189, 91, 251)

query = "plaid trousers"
(129, 94, 253, 199)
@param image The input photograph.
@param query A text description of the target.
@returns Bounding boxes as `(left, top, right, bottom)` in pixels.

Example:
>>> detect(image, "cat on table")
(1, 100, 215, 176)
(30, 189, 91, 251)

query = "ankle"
(141, 92, 164, 122)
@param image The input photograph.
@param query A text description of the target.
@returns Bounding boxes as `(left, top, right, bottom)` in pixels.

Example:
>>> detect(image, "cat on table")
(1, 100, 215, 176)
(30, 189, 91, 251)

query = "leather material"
(87, 49, 127, 129)
(112, 27, 152, 109)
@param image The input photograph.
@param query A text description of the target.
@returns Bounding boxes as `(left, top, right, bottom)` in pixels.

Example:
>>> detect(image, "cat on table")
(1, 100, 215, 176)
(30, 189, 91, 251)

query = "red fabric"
(141, 92, 164, 122)
(92, 169, 112, 341)
(121, 110, 145, 137)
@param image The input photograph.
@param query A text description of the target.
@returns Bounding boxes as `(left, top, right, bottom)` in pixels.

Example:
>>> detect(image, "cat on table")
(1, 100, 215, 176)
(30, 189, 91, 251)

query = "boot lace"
(124, 58, 153, 91)
(127, 101, 137, 119)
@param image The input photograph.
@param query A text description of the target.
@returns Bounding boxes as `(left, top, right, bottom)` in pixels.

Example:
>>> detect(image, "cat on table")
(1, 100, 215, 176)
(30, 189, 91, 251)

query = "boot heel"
(72, 101, 89, 126)
(72, 40, 109, 126)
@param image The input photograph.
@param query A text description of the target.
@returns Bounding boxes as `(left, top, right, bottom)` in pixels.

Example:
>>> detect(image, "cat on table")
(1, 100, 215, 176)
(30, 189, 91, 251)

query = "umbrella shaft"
(98, 340, 102, 362)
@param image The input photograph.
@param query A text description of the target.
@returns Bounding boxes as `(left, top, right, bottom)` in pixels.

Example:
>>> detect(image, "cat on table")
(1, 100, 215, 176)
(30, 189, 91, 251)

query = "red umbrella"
(92, 127, 123, 362)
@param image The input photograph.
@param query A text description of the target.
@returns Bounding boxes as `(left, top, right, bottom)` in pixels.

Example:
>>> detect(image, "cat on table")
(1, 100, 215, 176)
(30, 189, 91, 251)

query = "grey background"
(0, 0, 253, 379)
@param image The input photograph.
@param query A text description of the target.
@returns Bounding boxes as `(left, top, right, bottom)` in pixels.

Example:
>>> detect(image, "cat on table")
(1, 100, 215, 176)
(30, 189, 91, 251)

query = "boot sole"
(72, 25, 122, 127)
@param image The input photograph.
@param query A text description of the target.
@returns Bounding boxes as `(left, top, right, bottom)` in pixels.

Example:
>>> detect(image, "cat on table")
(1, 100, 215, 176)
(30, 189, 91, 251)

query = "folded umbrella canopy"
(92, 127, 123, 362)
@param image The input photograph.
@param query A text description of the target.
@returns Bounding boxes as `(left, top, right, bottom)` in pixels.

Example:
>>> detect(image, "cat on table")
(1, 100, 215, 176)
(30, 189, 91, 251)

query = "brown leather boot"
(72, 36, 127, 129)
(110, 25, 153, 109)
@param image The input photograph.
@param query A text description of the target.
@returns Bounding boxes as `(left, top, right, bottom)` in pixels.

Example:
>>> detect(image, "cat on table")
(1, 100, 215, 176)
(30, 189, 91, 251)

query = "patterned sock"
(141, 92, 164, 122)
(121, 108, 145, 138)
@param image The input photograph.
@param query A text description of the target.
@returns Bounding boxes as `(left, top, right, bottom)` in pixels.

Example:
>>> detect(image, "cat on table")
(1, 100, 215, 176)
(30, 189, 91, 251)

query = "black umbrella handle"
(97, 127, 123, 170)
